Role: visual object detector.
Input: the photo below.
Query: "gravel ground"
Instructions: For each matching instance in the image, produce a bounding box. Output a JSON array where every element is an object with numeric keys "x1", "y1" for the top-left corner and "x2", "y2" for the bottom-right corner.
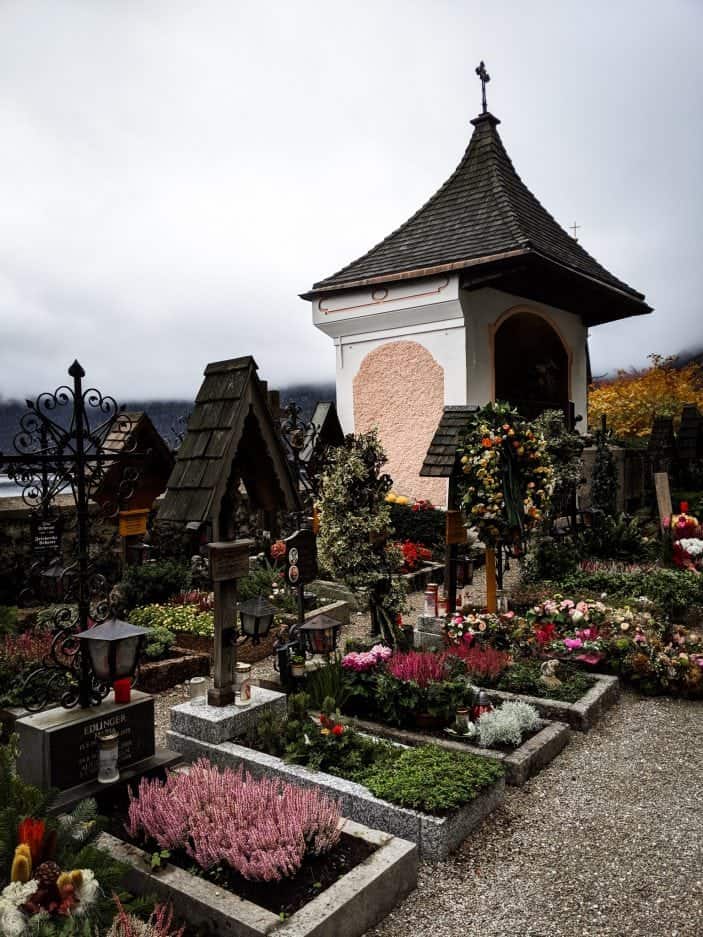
[
  {"x1": 155, "y1": 569, "x2": 703, "y2": 936},
  {"x1": 368, "y1": 691, "x2": 703, "y2": 937}
]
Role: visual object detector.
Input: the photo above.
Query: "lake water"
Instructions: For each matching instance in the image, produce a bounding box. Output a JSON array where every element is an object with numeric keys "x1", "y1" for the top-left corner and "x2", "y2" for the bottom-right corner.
[{"x1": 0, "y1": 475, "x2": 23, "y2": 498}]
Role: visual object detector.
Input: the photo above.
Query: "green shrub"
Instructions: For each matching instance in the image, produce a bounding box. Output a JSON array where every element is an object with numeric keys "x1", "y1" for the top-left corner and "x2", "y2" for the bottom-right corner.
[
  {"x1": 0, "y1": 606, "x2": 18, "y2": 636},
  {"x1": 388, "y1": 502, "x2": 446, "y2": 548},
  {"x1": 521, "y1": 532, "x2": 579, "y2": 582},
  {"x1": 143, "y1": 624, "x2": 176, "y2": 660},
  {"x1": 128, "y1": 603, "x2": 214, "y2": 636},
  {"x1": 578, "y1": 514, "x2": 655, "y2": 562},
  {"x1": 122, "y1": 560, "x2": 190, "y2": 610},
  {"x1": 360, "y1": 745, "x2": 503, "y2": 814},
  {"x1": 557, "y1": 567, "x2": 703, "y2": 618},
  {"x1": 303, "y1": 658, "x2": 353, "y2": 712}
]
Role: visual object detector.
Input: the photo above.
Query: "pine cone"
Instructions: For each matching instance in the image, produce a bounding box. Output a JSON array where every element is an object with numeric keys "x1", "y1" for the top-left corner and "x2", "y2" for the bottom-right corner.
[{"x1": 35, "y1": 861, "x2": 61, "y2": 890}]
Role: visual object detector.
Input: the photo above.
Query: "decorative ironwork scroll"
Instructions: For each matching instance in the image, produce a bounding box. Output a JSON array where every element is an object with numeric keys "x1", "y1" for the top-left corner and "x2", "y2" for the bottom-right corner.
[{"x1": 0, "y1": 360, "x2": 148, "y2": 709}]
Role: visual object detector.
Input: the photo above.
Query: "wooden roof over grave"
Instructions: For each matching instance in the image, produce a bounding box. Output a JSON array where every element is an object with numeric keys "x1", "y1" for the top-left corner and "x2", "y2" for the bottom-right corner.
[
  {"x1": 303, "y1": 112, "x2": 651, "y2": 327},
  {"x1": 159, "y1": 357, "x2": 300, "y2": 536},
  {"x1": 93, "y1": 411, "x2": 174, "y2": 513},
  {"x1": 299, "y1": 402, "x2": 345, "y2": 465},
  {"x1": 420, "y1": 406, "x2": 479, "y2": 478}
]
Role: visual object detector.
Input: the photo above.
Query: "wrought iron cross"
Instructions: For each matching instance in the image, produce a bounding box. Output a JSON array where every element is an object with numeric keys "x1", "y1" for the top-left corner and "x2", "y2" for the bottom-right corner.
[
  {"x1": 475, "y1": 60, "x2": 490, "y2": 114},
  {"x1": 0, "y1": 360, "x2": 148, "y2": 709},
  {"x1": 570, "y1": 221, "x2": 581, "y2": 240}
]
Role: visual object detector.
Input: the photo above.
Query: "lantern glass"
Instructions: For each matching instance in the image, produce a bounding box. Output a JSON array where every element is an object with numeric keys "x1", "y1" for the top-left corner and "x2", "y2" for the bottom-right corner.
[
  {"x1": 77, "y1": 618, "x2": 148, "y2": 685},
  {"x1": 300, "y1": 615, "x2": 341, "y2": 656},
  {"x1": 237, "y1": 597, "x2": 277, "y2": 644}
]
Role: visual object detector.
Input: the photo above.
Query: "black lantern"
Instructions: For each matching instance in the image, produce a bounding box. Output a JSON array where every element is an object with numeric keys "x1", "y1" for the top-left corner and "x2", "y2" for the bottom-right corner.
[
  {"x1": 77, "y1": 617, "x2": 148, "y2": 685},
  {"x1": 39, "y1": 558, "x2": 66, "y2": 602},
  {"x1": 237, "y1": 597, "x2": 277, "y2": 644},
  {"x1": 299, "y1": 614, "x2": 342, "y2": 657}
]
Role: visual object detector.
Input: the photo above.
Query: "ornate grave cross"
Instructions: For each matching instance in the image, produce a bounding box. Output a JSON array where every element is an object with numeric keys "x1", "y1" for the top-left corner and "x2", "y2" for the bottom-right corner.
[
  {"x1": 475, "y1": 60, "x2": 490, "y2": 114},
  {"x1": 279, "y1": 400, "x2": 321, "y2": 517},
  {"x1": 0, "y1": 360, "x2": 148, "y2": 709},
  {"x1": 570, "y1": 221, "x2": 581, "y2": 240}
]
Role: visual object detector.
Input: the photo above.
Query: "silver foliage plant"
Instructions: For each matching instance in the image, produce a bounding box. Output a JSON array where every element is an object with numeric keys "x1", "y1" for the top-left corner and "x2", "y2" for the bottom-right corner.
[{"x1": 477, "y1": 701, "x2": 540, "y2": 748}]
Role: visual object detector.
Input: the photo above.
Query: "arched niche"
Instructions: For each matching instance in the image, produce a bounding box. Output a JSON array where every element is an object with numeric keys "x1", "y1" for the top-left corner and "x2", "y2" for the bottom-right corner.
[
  {"x1": 353, "y1": 341, "x2": 446, "y2": 504},
  {"x1": 493, "y1": 310, "x2": 571, "y2": 419}
]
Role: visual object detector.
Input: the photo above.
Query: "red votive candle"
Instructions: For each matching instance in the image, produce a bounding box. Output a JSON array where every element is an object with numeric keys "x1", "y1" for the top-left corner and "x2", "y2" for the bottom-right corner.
[
  {"x1": 680, "y1": 501, "x2": 689, "y2": 513},
  {"x1": 113, "y1": 678, "x2": 131, "y2": 704}
]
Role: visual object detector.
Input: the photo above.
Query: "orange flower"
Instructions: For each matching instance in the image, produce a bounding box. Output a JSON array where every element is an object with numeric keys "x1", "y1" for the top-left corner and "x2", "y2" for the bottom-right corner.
[{"x1": 481, "y1": 437, "x2": 492, "y2": 448}]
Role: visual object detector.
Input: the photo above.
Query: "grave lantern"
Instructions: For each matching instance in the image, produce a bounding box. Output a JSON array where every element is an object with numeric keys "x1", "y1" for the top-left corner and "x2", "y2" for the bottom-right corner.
[
  {"x1": 299, "y1": 614, "x2": 342, "y2": 657},
  {"x1": 77, "y1": 618, "x2": 148, "y2": 686},
  {"x1": 237, "y1": 597, "x2": 277, "y2": 644},
  {"x1": 39, "y1": 558, "x2": 65, "y2": 602}
]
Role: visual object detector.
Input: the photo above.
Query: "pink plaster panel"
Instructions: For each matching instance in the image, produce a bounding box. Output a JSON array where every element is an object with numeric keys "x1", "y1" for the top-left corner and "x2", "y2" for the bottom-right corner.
[{"x1": 353, "y1": 341, "x2": 447, "y2": 506}]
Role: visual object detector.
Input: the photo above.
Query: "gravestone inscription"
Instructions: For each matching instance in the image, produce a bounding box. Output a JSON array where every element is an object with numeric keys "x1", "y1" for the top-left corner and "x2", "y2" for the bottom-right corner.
[{"x1": 16, "y1": 691, "x2": 155, "y2": 792}]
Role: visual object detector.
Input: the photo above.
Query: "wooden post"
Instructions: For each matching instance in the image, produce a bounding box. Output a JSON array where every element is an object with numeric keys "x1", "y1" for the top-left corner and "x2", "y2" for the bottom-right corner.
[
  {"x1": 207, "y1": 539, "x2": 253, "y2": 707},
  {"x1": 654, "y1": 472, "x2": 673, "y2": 532},
  {"x1": 445, "y1": 477, "x2": 459, "y2": 615},
  {"x1": 485, "y1": 548, "x2": 497, "y2": 612}
]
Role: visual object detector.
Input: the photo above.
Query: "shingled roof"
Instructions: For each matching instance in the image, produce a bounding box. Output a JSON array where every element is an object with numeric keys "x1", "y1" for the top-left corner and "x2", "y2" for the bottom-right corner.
[
  {"x1": 303, "y1": 112, "x2": 650, "y2": 324},
  {"x1": 420, "y1": 406, "x2": 479, "y2": 478},
  {"x1": 159, "y1": 357, "x2": 300, "y2": 535}
]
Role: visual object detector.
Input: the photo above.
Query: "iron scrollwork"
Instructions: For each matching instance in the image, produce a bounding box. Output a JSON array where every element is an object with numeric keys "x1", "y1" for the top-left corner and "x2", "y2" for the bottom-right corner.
[{"x1": 0, "y1": 360, "x2": 149, "y2": 710}]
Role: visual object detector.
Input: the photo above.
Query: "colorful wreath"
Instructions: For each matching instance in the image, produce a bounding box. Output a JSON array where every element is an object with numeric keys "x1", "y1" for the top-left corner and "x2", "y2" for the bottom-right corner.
[{"x1": 458, "y1": 402, "x2": 553, "y2": 547}]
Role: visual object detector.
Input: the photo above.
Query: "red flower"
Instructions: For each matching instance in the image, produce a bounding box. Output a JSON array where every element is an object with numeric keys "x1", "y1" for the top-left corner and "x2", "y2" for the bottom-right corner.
[
  {"x1": 534, "y1": 622, "x2": 557, "y2": 646},
  {"x1": 332, "y1": 724, "x2": 344, "y2": 736},
  {"x1": 18, "y1": 817, "x2": 46, "y2": 864}
]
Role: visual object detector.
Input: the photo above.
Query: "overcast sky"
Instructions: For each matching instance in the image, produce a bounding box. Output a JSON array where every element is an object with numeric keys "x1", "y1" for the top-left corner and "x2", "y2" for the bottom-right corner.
[{"x1": 0, "y1": 0, "x2": 701, "y2": 401}]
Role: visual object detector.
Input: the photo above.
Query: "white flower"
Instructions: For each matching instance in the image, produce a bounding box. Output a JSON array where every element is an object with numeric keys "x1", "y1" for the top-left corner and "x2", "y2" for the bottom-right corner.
[
  {"x1": 74, "y1": 869, "x2": 99, "y2": 914},
  {"x1": 0, "y1": 881, "x2": 36, "y2": 937}
]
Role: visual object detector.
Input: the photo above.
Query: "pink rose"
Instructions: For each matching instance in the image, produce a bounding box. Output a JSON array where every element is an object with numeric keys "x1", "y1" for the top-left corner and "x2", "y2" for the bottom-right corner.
[
  {"x1": 564, "y1": 637, "x2": 583, "y2": 650},
  {"x1": 560, "y1": 599, "x2": 575, "y2": 611}
]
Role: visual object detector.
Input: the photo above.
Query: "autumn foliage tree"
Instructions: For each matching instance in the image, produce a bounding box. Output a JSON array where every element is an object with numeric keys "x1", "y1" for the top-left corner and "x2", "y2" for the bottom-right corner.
[{"x1": 589, "y1": 355, "x2": 703, "y2": 438}]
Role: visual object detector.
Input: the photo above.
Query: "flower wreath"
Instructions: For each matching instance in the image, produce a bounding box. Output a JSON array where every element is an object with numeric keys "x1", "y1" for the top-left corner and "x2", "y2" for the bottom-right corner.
[{"x1": 458, "y1": 402, "x2": 553, "y2": 547}]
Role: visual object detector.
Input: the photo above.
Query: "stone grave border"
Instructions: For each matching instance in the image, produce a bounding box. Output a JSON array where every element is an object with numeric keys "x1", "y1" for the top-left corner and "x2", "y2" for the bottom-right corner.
[
  {"x1": 166, "y1": 729, "x2": 505, "y2": 861},
  {"x1": 97, "y1": 817, "x2": 418, "y2": 937},
  {"x1": 347, "y1": 715, "x2": 570, "y2": 787},
  {"x1": 485, "y1": 673, "x2": 620, "y2": 732}
]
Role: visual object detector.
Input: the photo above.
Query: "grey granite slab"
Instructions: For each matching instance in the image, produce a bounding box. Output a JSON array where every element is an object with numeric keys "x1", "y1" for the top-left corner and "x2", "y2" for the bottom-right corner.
[{"x1": 169, "y1": 685, "x2": 287, "y2": 744}]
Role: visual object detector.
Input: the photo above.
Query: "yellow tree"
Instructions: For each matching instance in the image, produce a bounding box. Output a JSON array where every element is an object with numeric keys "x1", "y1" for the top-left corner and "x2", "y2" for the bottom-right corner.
[{"x1": 589, "y1": 355, "x2": 703, "y2": 438}]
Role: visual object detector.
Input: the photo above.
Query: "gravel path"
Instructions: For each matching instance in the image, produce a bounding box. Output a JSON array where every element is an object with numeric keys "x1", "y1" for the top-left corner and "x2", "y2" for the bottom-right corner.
[{"x1": 368, "y1": 691, "x2": 703, "y2": 937}]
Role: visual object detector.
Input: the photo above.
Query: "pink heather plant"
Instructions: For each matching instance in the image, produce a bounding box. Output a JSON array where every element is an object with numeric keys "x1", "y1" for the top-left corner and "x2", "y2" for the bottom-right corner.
[
  {"x1": 126, "y1": 759, "x2": 341, "y2": 882},
  {"x1": 342, "y1": 644, "x2": 392, "y2": 672},
  {"x1": 387, "y1": 650, "x2": 448, "y2": 688}
]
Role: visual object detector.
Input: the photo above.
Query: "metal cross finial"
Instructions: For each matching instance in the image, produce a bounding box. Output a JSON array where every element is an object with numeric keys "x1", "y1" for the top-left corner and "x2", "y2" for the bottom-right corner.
[
  {"x1": 570, "y1": 221, "x2": 581, "y2": 241},
  {"x1": 475, "y1": 60, "x2": 490, "y2": 114}
]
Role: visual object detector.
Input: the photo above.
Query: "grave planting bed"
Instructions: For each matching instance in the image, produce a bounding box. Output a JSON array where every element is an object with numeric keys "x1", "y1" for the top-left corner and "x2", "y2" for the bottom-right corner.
[
  {"x1": 485, "y1": 673, "x2": 620, "y2": 731},
  {"x1": 137, "y1": 647, "x2": 210, "y2": 693},
  {"x1": 166, "y1": 730, "x2": 505, "y2": 861},
  {"x1": 97, "y1": 818, "x2": 418, "y2": 937},
  {"x1": 348, "y1": 715, "x2": 570, "y2": 786}
]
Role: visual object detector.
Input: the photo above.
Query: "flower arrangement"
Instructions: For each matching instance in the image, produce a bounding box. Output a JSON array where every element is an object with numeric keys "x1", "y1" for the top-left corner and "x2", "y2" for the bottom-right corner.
[
  {"x1": 128, "y1": 603, "x2": 214, "y2": 637},
  {"x1": 0, "y1": 808, "x2": 101, "y2": 936},
  {"x1": 397, "y1": 540, "x2": 433, "y2": 572},
  {"x1": 442, "y1": 610, "x2": 516, "y2": 647},
  {"x1": 458, "y1": 402, "x2": 553, "y2": 547},
  {"x1": 341, "y1": 644, "x2": 392, "y2": 673},
  {"x1": 126, "y1": 759, "x2": 341, "y2": 882}
]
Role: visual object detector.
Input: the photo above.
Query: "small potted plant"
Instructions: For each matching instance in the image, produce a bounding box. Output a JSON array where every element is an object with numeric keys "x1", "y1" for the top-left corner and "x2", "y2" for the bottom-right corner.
[{"x1": 290, "y1": 653, "x2": 306, "y2": 678}]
